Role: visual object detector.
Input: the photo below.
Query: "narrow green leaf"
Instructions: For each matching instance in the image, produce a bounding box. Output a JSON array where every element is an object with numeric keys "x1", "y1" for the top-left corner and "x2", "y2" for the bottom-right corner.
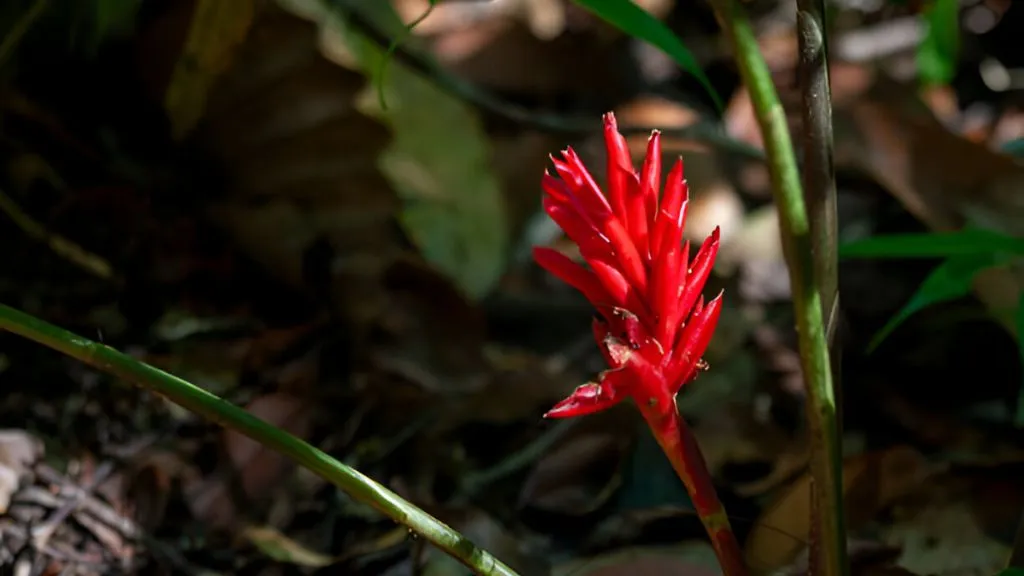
[
  {"x1": 917, "y1": 0, "x2": 960, "y2": 86},
  {"x1": 996, "y1": 569, "x2": 1024, "y2": 576},
  {"x1": 840, "y1": 229, "x2": 1024, "y2": 260},
  {"x1": 571, "y1": 0, "x2": 723, "y2": 111},
  {"x1": 868, "y1": 253, "x2": 1008, "y2": 352}
]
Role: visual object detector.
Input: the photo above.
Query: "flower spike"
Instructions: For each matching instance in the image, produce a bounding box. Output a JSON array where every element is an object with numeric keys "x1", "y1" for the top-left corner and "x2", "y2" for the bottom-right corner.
[{"x1": 533, "y1": 113, "x2": 747, "y2": 576}]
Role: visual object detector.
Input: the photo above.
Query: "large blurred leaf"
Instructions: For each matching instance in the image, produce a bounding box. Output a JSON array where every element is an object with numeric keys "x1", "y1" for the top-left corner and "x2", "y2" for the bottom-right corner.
[
  {"x1": 868, "y1": 252, "x2": 1013, "y2": 352},
  {"x1": 571, "y1": 0, "x2": 723, "y2": 111},
  {"x1": 322, "y1": 1, "x2": 508, "y2": 300},
  {"x1": 839, "y1": 229, "x2": 1024, "y2": 260},
  {"x1": 917, "y1": 0, "x2": 959, "y2": 86}
]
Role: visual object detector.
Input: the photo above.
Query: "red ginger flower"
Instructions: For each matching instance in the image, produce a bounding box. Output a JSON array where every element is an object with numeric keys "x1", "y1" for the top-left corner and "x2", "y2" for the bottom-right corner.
[{"x1": 533, "y1": 113, "x2": 723, "y2": 419}]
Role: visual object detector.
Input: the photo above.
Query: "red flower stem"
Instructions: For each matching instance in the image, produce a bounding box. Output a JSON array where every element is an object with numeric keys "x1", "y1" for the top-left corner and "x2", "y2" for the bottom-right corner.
[{"x1": 639, "y1": 404, "x2": 748, "y2": 576}]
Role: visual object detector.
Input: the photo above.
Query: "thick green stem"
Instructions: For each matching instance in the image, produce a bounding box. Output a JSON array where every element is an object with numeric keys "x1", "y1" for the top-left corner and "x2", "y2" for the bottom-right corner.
[
  {"x1": 708, "y1": 1, "x2": 847, "y2": 575},
  {"x1": 0, "y1": 303, "x2": 519, "y2": 576},
  {"x1": 639, "y1": 403, "x2": 747, "y2": 576},
  {"x1": 795, "y1": 1, "x2": 844, "y2": 574}
]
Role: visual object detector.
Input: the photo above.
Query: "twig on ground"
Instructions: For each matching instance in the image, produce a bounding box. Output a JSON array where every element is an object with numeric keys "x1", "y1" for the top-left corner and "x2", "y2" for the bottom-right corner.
[{"x1": 0, "y1": 303, "x2": 521, "y2": 576}]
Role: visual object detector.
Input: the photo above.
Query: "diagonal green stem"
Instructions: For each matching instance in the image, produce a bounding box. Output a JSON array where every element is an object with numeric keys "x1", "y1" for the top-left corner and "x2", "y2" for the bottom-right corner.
[
  {"x1": 708, "y1": 1, "x2": 847, "y2": 575},
  {"x1": 0, "y1": 303, "x2": 519, "y2": 576}
]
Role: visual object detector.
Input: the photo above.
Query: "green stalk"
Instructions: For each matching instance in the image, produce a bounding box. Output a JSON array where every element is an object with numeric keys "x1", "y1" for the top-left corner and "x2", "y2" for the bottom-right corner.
[
  {"x1": 0, "y1": 303, "x2": 519, "y2": 576},
  {"x1": 795, "y1": 0, "x2": 844, "y2": 573},
  {"x1": 707, "y1": 1, "x2": 848, "y2": 575}
]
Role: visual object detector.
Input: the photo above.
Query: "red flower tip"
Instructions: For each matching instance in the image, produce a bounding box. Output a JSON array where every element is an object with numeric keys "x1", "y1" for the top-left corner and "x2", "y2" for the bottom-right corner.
[
  {"x1": 536, "y1": 114, "x2": 723, "y2": 419},
  {"x1": 543, "y1": 381, "x2": 622, "y2": 419}
]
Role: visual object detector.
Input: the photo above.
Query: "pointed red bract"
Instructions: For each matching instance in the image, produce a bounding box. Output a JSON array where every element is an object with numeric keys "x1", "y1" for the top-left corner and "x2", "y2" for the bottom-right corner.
[
  {"x1": 640, "y1": 131, "x2": 662, "y2": 236},
  {"x1": 535, "y1": 112, "x2": 723, "y2": 419}
]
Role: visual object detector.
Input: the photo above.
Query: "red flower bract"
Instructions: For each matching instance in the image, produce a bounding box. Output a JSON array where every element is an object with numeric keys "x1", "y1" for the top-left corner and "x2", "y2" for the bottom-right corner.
[{"x1": 533, "y1": 112, "x2": 723, "y2": 419}]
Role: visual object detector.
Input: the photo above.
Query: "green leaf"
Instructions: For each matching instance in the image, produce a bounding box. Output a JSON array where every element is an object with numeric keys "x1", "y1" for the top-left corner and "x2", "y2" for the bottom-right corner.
[
  {"x1": 995, "y1": 569, "x2": 1024, "y2": 576},
  {"x1": 1015, "y1": 293, "x2": 1024, "y2": 427},
  {"x1": 868, "y1": 253, "x2": 1009, "y2": 352},
  {"x1": 916, "y1": 0, "x2": 960, "y2": 86},
  {"x1": 571, "y1": 0, "x2": 723, "y2": 111},
  {"x1": 333, "y1": 3, "x2": 509, "y2": 300},
  {"x1": 839, "y1": 229, "x2": 1024, "y2": 260}
]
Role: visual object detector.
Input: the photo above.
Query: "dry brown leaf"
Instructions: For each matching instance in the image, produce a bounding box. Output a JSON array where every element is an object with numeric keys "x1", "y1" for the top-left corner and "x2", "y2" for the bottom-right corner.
[
  {"x1": 186, "y1": 392, "x2": 314, "y2": 530},
  {"x1": 554, "y1": 543, "x2": 721, "y2": 576},
  {"x1": 834, "y1": 76, "x2": 1024, "y2": 335},
  {"x1": 0, "y1": 430, "x2": 43, "y2": 513},
  {"x1": 519, "y1": 408, "x2": 636, "y2": 515},
  {"x1": 416, "y1": 2, "x2": 623, "y2": 96},
  {"x1": 877, "y1": 392, "x2": 1024, "y2": 466},
  {"x1": 121, "y1": 449, "x2": 201, "y2": 533},
  {"x1": 419, "y1": 507, "x2": 549, "y2": 576},
  {"x1": 745, "y1": 446, "x2": 936, "y2": 573},
  {"x1": 138, "y1": 0, "x2": 255, "y2": 140},
  {"x1": 187, "y1": 1, "x2": 403, "y2": 329},
  {"x1": 882, "y1": 473, "x2": 1012, "y2": 576},
  {"x1": 367, "y1": 258, "x2": 489, "y2": 396},
  {"x1": 689, "y1": 405, "x2": 806, "y2": 497},
  {"x1": 243, "y1": 525, "x2": 335, "y2": 567},
  {"x1": 224, "y1": 392, "x2": 314, "y2": 499}
]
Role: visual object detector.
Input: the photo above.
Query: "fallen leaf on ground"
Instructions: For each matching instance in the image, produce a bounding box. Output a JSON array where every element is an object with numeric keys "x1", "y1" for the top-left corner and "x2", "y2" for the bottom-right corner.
[
  {"x1": 746, "y1": 445, "x2": 936, "y2": 572},
  {"x1": 368, "y1": 258, "x2": 489, "y2": 395},
  {"x1": 420, "y1": 507, "x2": 549, "y2": 576},
  {"x1": 884, "y1": 479, "x2": 1010, "y2": 576},
  {"x1": 224, "y1": 392, "x2": 314, "y2": 499},
  {"x1": 145, "y1": 0, "x2": 255, "y2": 140},
  {"x1": 120, "y1": 449, "x2": 200, "y2": 533},
  {"x1": 242, "y1": 525, "x2": 335, "y2": 567},
  {"x1": 553, "y1": 543, "x2": 720, "y2": 576},
  {"x1": 519, "y1": 407, "x2": 636, "y2": 515},
  {"x1": 187, "y1": 391, "x2": 316, "y2": 530},
  {"x1": 193, "y1": 0, "x2": 404, "y2": 329},
  {"x1": 689, "y1": 403, "x2": 805, "y2": 495},
  {"x1": 0, "y1": 430, "x2": 43, "y2": 513}
]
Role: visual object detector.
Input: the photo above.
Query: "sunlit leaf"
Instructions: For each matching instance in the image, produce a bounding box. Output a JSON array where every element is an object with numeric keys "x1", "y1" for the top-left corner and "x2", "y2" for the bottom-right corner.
[
  {"x1": 162, "y1": 0, "x2": 255, "y2": 140},
  {"x1": 329, "y1": 2, "x2": 509, "y2": 299},
  {"x1": 916, "y1": 0, "x2": 960, "y2": 86},
  {"x1": 839, "y1": 229, "x2": 1024, "y2": 260},
  {"x1": 868, "y1": 253, "x2": 1012, "y2": 352},
  {"x1": 571, "y1": 0, "x2": 723, "y2": 111}
]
